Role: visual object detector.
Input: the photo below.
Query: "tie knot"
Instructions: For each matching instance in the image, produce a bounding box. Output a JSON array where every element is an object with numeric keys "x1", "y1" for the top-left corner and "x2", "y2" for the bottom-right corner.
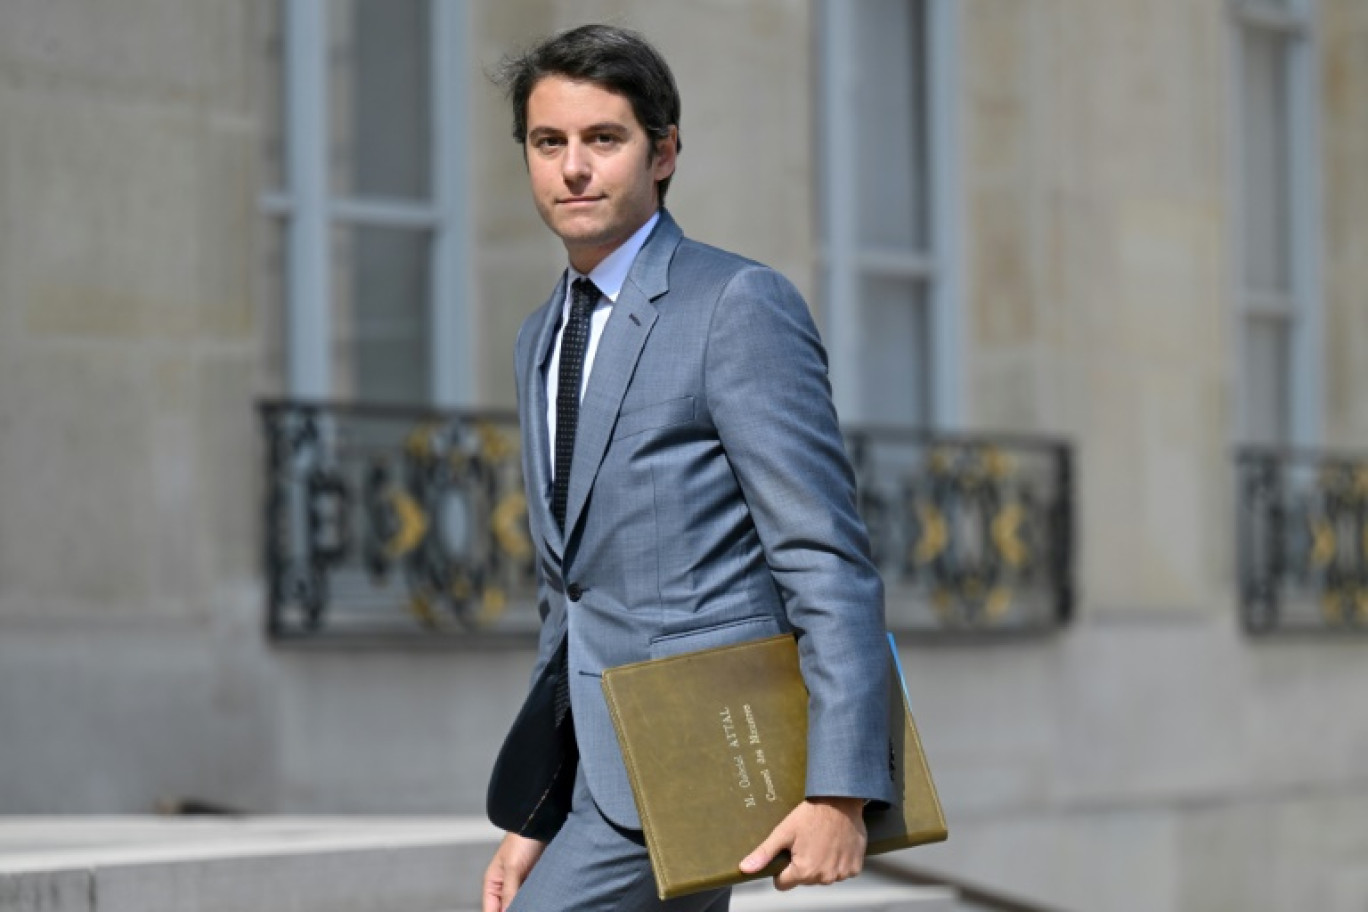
[{"x1": 571, "y1": 278, "x2": 599, "y2": 314}]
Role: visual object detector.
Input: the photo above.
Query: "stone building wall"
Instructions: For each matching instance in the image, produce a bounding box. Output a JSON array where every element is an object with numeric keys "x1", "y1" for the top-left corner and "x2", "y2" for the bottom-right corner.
[
  {"x1": 964, "y1": 0, "x2": 1231, "y2": 616},
  {"x1": 0, "y1": 1, "x2": 276, "y2": 810}
]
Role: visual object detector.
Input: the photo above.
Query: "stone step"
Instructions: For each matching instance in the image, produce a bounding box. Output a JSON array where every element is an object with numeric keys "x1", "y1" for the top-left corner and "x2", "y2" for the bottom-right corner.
[
  {"x1": 440, "y1": 878, "x2": 960, "y2": 912},
  {"x1": 0, "y1": 817, "x2": 960, "y2": 912},
  {"x1": 730, "y1": 875, "x2": 959, "y2": 912}
]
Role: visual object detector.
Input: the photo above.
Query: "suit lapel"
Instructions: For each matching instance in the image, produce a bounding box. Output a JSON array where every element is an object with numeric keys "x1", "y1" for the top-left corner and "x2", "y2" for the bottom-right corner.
[
  {"x1": 525, "y1": 274, "x2": 567, "y2": 560},
  {"x1": 562, "y1": 212, "x2": 681, "y2": 540},
  {"x1": 562, "y1": 291, "x2": 657, "y2": 538}
]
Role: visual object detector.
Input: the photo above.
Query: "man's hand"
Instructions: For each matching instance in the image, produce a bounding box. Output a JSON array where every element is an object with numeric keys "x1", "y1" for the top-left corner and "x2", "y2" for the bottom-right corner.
[
  {"x1": 482, "y1": 832, "x2": 547, "y2": 912},
  {"x1": 738, "y1": 796, "x2": 867, "y2": 890}
]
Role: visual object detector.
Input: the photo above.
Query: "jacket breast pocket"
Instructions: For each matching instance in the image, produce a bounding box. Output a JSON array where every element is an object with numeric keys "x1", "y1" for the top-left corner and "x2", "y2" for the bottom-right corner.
[
  {"x1": 612, "y1": 396, "x2": 695, "y2": 441},
  {"x1": 648, "y1": 615, "x2": 784, "y2": 660}
]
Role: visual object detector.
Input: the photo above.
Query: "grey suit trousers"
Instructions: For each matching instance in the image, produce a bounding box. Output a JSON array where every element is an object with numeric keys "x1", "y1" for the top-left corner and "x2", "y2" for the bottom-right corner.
[{"x1": 508, "y1": 764, "x2": 731, "y2": 912}]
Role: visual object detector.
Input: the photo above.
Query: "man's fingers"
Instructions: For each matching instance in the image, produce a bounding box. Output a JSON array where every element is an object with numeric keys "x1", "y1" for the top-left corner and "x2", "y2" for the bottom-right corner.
[
  {"x1": 483, "y1": 833, "x2": 545, "y2": 912},
  {"x1": 750, "y1": 798, "x2": 869, "y2": 890},
  {"x1": 771, "y1": 853, "x2": 859, "y2": 891},
  {"x1": 739, "y1": 821, "x2": 793, "y2": 874},
  {"x1": 481, "y1": 863, "x2": 504, "y2": 912},
  {"x1": 480, "y1": 866, "x2": 521, "y2": 912},
  {"x1": 773, "y1": 861, "x2": 806, "y2": 891}
]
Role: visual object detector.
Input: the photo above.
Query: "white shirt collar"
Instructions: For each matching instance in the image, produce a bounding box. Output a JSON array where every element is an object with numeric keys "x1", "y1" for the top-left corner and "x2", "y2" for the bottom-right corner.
[{"x1": 567, "y1": 210, "x2": 660, "y2": 303}]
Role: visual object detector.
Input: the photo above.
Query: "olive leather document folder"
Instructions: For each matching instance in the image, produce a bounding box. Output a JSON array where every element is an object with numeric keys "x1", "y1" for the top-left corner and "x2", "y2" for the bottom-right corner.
[{"x1": 601, "y1": 633, "x2": 947, "y2": 900}]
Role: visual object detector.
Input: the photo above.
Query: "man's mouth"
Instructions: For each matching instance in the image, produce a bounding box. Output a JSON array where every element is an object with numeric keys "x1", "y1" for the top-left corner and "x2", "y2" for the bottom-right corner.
[{"x1": 560, "y1": 196, "x2": 604, "y2": 205}]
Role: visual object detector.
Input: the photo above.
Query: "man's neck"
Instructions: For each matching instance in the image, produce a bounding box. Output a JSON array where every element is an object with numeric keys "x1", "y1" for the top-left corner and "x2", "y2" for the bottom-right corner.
[
  {"x1": 566, "y1": 210, "x2": 662, "y2": 300},
  {"x1": 568, "y1": 246, "x2": 611, "y2": 275},
  {"x1": 566, "y1": 209, "x2": 661, "y2": 276}
]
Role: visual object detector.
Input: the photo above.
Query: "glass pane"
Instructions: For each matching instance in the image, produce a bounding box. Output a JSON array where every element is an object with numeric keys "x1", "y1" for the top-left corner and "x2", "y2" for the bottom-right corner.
[
  {"x1": 854, "y1": 0, "x2": 930, "y2": 251},
  {"x1": 329, "y1": 0, "x2": 432, "y2": 199},
  {"x1": 1241, "y1": 27, "x2": 1291, "y2": 294},
  {"x1": 331, "y1": 226, "x2": 432, "y2": 403},
  {"x1": 263, "y1": 0, "x2": 286, "y2": 192},
  {"x1": 859, "y1": 277, "x2": 931, "y2": 426},
  {"x1": 1245, "y1": 316, "x2": 1290, "y2": 445}
]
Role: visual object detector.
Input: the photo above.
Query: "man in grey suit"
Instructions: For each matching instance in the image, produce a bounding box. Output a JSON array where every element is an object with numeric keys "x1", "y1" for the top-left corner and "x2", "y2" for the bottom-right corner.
[{"x1": 482, "y1": 24, "x2": 894, "y2": 912}]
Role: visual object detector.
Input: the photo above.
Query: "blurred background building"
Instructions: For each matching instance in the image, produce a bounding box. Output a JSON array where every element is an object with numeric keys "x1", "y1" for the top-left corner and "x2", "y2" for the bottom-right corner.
[{"x1": 1, "y1": 1, "x2": 1367, "y2": 910}]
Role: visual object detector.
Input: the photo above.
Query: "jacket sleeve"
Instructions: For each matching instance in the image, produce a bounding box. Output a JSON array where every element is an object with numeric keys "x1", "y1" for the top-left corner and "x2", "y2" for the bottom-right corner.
[{"x1": 702, "y1": 265, "x2": 895, "y2": 805}]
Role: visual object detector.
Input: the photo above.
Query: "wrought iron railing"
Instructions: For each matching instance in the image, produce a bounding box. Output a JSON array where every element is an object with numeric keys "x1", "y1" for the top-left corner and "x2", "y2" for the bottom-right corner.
[
  {"x1": 260, "y1": 400, "x2": 536, "y2": 639},
  {"x1": 1238, "y1": 447, "x2": 1368, "y2": 634},
  {"x1": 847, "y1": 427, "x2": 1073, "y2": 635},
  {"x1": 260, "y1": 400, "x2": 1074, "y2": 640}
]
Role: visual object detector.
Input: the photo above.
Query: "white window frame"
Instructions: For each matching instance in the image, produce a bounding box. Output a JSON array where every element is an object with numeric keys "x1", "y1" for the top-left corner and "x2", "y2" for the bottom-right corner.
[
  {"x1": 819, "y1": 0, "x2": 964, "y2": 428},
  {"x1": 1230, "y1": 0, "x2": 1324, "y2": 446},
  {"x1": 262, "y1": 0, "x2": 474, "y2": 407}
]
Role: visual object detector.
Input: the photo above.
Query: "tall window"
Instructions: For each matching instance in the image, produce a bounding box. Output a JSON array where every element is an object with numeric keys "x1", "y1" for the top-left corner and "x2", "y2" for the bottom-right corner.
[
  {"x1": 819, "y1": 0, "x2": 962, "y2": 427},
  {"x1": 263, "y1": 0, "x2": 473, "y2": 406},
  {"x1": 1232, "y1": 0, "x2": 1322, "y2": 445}
]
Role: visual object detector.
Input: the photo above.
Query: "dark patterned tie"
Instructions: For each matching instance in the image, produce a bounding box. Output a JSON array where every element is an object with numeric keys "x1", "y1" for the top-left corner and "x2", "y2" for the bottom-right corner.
[{"x1": 552, "y1": 277, "x2": 598, "y2": 531}]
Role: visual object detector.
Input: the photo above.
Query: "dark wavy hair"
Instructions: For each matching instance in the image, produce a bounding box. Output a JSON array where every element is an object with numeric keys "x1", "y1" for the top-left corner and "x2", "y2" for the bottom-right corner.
[{"x1": 493, "y1": 24, "x2": 682, "y2": 203}]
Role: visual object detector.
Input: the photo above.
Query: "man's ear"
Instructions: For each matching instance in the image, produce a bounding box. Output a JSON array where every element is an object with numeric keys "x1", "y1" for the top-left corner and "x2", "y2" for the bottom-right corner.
[{"x1": 652, "y1": 126, "x2": 679, "y2": 180}]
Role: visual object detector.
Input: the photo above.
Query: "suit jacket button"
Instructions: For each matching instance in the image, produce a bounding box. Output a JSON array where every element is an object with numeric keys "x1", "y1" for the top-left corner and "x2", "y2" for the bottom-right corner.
[{"x1": 567, "y1": 583, "x2": 583, "y2": 601}]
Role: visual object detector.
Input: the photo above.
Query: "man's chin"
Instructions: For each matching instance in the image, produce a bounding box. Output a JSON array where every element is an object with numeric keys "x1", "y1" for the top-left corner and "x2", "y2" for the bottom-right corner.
[
  {"x1": 554, "y1": 224, "x2": 617, "y2": 251},
  {"x1": 551, "y1": 212, "x2": 607, "y2": 236}
]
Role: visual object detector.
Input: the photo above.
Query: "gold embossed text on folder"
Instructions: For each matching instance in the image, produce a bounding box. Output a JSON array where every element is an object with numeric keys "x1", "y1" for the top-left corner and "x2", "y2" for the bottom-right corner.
[{"x1": 601, "y1": 634, "x2": 947, "y2": 900}]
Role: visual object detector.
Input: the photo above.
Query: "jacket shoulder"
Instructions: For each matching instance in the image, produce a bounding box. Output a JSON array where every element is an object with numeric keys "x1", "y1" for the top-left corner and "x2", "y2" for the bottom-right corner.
[
  {"x1": 671, "y1": 236, "x2": 766, "y2": 279},
  {"x1": 669, "y1": 236, "x2": 809, "y2": 318}
]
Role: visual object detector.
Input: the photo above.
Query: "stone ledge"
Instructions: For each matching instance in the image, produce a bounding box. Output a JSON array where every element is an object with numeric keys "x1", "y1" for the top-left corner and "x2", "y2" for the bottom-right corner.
[
  {"x1": 0, "y1": 817, "x2": 958, "y2": 912},
  {"x1": 0, "y1": 816, "x2": 500, "y2": 912}
]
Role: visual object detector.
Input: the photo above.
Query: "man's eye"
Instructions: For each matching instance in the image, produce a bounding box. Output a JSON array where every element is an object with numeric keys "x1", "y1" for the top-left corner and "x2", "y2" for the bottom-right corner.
[
  {"x1": 592, "y1": 133, "x2": 620, "y2": 146},
  {"x1": 534, "y1": 136, "x2": 563, "y2": 151}
]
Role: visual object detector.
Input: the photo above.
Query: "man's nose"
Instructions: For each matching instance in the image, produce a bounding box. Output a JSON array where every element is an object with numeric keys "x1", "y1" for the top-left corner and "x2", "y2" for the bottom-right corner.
[{"x1": 562, "y1": 140, "x2": 591, "y2": 182}]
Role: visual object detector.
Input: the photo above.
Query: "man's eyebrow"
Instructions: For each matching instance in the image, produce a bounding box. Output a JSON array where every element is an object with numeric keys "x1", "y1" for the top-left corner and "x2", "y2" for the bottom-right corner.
[
  {"x1": 525, "y1": 126, "x2": 563, "y2": 142},
  {"x1": 526, "y1": 122, "x2": 630, "y2": 142}
]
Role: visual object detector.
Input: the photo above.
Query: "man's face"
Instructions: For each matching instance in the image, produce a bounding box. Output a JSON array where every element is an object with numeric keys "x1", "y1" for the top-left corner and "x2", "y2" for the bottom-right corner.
[{"x1": 524, "y1": 75, "x2": 677, "y2": 274}]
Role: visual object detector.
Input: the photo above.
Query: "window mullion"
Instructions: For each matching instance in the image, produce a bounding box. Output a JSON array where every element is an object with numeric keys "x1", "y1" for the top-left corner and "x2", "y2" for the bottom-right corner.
[
  {"x1": 854, "y1": 248, "x2": 936, "y2": 280},
  {"x1": 926, "y1": 0, "x2": 963, "y2": 428},
  {"x1": 430, "y1": 0, "x2": 474, "y2": 407},
  {"x1": 1285, "y1": 0, "x2": 1322, "y2": 446},
  {"x1": 1232, "y1": 0, "x2": 1321, "y2": 447},
  {"x1": 329, "y1": 196, "x2": 439, "y2": 229},
  {"x1": 820, "y1": 0, "x2": 861, "y2": 421},
  {"x1": 285, "y1": 0, "x2": 330, "y2": 398}
]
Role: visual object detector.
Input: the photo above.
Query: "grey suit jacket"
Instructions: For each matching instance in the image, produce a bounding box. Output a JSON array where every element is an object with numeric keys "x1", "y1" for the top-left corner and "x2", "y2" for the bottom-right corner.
[{"x1": 493, "y1": 210, "x2": 895, "y2": 831}]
